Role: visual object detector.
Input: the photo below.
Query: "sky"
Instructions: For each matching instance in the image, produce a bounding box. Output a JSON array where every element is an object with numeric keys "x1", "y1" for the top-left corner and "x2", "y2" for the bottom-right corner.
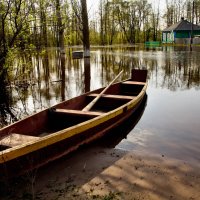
[
  {"x1": 87, "y1": 0, "x2": 167, "y2": 29},
  {"x1": 87, "y1": 0, "x2": 100, "y2": 18},
  {"x1": 87, "y1": 0, "x2": 167, "y2": 15}
]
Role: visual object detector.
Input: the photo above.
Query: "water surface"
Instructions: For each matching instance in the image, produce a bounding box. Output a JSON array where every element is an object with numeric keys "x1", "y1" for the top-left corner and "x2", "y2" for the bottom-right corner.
[{"x1": 1, "y1": 45, "x2": 200, "y2": 164}]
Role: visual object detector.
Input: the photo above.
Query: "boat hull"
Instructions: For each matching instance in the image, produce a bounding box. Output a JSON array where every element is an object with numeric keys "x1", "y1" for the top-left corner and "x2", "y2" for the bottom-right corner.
[{"x1": 1, "y1": 99, "x2": 144, "y2": 178}]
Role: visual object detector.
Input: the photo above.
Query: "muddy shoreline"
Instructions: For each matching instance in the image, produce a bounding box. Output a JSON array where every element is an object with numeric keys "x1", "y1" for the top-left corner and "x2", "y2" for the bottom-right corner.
[{"x1": 2, "y1": 142, "x2": 200, "y2": 200}]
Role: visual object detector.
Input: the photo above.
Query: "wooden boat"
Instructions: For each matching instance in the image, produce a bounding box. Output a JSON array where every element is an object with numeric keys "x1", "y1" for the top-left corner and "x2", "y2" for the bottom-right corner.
[{"x1": 0, "y1": 69, "x2": 147, "y2": 179}]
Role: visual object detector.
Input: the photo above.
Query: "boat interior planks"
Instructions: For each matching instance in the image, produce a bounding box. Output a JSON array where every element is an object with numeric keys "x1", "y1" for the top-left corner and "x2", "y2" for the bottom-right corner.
[
  {"x1": 87, "y1": 93, "x2": 135, "y2": 100},
  {"x1": 54, "y1": 109, "x2": 103, "y2": 116},
  {"x1": 122, "y1": 81, "x2": 146, "y2": 85},
  {"x1": 120, "y1": 81, "x2": 145, "y2": 96}
]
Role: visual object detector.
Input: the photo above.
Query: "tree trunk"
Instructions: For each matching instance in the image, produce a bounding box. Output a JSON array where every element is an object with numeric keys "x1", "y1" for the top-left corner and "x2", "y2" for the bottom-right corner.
[
  {"x1": 80, "y1": 0, "x2": 90, "y2": 57},
  {"x1": 56, "y1": 0, "x2": 65, "y2": 52},
  {"x1": 99, "y1": 0, "x2": 104, "y2": 45}
]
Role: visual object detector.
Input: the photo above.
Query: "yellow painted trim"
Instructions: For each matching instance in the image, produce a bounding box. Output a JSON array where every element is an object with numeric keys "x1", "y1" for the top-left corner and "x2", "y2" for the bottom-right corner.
[{"x1": 0, "y1": 83, "x2": 147, "y2": 163}]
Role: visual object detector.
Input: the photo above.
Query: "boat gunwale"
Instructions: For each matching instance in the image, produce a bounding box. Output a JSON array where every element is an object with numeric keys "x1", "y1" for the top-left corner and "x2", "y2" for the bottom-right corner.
[{"x1": 0, "y1": 82, "x2": 147, "y2": 163}]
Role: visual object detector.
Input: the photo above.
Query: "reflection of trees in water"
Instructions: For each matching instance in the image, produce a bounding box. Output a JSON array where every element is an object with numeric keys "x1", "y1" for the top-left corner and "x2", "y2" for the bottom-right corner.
[
  {"x1": 1, "y1": 46, "x2": 200, "y2": 127},
  {"x1": 0, "y1": 49, "x2": 92, "y2": 127},
  {"x1": 100, "y1": 48, "x2": 149, "y2": 83},
  {"x1": 0, "y1": 85, "x2": 18, "y2": 127},
  {"x1": 100, "y1": 47, "x2": 200, "y2": 91},
  {"x1": 100, "y1": 49, "x2": 131, "y2": 84},
  {"x1": 161, "y1": 50, "x2": 200, "y2": 90},
  {"x1": 0, "y1": 56, "x2": 18, "y2": 127},
  {"x1": 0, "y1": 50, "x2": 68, "y2": 127}
]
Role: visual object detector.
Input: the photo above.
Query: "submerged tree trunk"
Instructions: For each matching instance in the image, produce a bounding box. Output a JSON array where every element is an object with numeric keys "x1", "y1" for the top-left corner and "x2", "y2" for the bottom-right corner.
[
  {"x1": 84, "y1": 57, "x2": 90, "y2": 92},
  {"x1": 80, "y1": 0, "x2": 90, "y2": 57}
]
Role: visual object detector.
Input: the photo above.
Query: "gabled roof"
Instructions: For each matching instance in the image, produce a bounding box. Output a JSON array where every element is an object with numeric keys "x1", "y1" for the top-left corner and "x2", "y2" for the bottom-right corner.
[{"x1": 163, "y1": 19, "x2": 200, "y2": 32}]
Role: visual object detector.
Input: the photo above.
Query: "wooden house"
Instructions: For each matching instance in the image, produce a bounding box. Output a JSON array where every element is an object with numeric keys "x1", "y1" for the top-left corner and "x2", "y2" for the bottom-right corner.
[{"x1": 162, "y1": 17, "x2": 200, "y2": 44}]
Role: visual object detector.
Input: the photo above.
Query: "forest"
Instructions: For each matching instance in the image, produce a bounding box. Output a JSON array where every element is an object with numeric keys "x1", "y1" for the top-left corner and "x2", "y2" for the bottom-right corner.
[{"x1": 1, "y1": 0, "x2": 200, "y2": 49}]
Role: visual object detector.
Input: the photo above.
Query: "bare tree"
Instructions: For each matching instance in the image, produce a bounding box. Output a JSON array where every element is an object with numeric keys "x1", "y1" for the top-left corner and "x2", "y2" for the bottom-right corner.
[
  {"x1": 55, "y1": 0, "x2": 65, "y2": 52},
  {"x1": 71, "y1": 0, "x2": 90, "y2": 56}
]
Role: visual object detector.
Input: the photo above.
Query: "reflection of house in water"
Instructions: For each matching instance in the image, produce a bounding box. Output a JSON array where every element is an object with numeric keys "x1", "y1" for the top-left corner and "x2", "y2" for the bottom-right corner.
[{"x1": 162, "y1": 17, "x2": 200, "y2": 44}]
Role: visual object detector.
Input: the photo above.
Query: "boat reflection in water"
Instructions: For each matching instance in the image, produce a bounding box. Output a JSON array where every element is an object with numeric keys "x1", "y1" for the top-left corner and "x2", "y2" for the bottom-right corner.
[{"x1": 97, "y1": 94, "x2": 147, "y2": 148}]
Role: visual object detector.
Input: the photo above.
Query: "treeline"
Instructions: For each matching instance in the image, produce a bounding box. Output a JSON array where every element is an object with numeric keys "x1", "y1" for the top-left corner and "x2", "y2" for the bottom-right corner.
[
  {"x1": 1, "y1": 0, "x2": 200, "y2": 53},
  {"x1": 164, "y1": 0, "x2": 200, "y2": 27},
  {"x1": 94, "y1": 0, "x2": 160, "y2": 44},
  {"x1": 0, "y1": 0, "x2": 160, "y2": 51}
]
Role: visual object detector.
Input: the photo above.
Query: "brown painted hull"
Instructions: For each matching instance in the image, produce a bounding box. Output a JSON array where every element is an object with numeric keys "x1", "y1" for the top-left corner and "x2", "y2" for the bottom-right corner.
[{"x1": 0, "y1": 69, "x2": 148, "y2": 179}]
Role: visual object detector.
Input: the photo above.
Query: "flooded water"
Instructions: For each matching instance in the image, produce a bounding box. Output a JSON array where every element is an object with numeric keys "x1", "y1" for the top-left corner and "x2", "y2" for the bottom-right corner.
[{"x1": 1, "y1": 45, "x2": 200, "y2": 164}]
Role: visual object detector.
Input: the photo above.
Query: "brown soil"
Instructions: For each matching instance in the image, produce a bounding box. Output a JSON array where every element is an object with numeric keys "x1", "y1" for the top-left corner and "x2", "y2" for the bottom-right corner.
[{"x1": 4, "y1": 144, "x2": 200, "y2": 200}]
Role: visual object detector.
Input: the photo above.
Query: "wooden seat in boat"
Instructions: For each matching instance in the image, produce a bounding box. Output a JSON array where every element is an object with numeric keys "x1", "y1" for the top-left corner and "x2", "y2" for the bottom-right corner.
[
  {"x1": 122, "y1": 81, "x2": 146, "y2": 85},
  {"x1": 87, "y1": 93, "x2": 135, "y2": 100},
  {"x1": 0, "y1": 133, "x2": 39, "y2": 147},
  {"x1": 54, "y1": 109, "x2": 103, "y2": 117}
]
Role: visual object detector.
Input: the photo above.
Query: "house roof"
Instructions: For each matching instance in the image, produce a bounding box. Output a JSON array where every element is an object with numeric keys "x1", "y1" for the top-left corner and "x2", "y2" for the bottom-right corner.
[{"x1": 163, "y1": 19, "x2": 200, "y2": 32}]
